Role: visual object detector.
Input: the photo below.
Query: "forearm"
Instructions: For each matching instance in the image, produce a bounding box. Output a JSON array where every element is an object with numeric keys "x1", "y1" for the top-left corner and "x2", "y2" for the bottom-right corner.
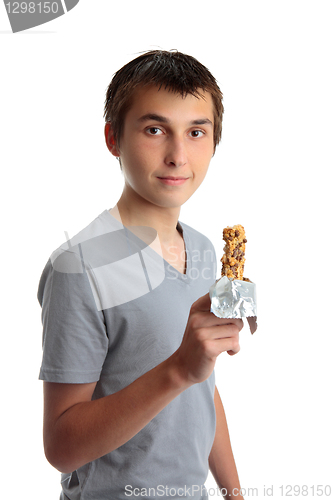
[
  {"x1": 46, "y1": 353, "x2": 190, "y2": 473},
  {"x1": 209, "y1": 387, "x2": 243, "y2": 500}
]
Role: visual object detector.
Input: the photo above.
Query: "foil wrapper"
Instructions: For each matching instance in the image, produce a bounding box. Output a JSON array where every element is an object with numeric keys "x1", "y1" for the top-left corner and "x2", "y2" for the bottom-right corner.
[{"x1": 209, "y1": 276, "x2": 257, "y2": 334}]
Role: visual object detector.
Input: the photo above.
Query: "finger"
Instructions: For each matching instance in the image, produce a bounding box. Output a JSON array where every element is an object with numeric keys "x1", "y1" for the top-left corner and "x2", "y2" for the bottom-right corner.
[
  {"x1": 213, "y1": 324, "x2": 240, "y2": 342},
  {"x1": 219, "y1": 334, "x2": 240, "y2": 355},
  {"x1": 197, "y1": 325, "x2": 240, "y2": 353},
  {"x1": 227, "y1": 346, "x2": 241, "y2": 356},
  {"x1": 206, "y1": 335, "x2": 240, "y2": 357},
  {"x1": 192, "y1": 311, "x2": 244, "y2": 331},
  {"x1": 190, "y1": 292, "x2": 212, "y2": 313},
  {"x1": 211, "y1": 317, "x2": 244, "y2": 331}
]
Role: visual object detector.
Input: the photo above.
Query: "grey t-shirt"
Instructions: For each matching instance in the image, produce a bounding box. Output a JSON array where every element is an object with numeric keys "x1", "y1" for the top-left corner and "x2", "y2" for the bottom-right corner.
[{"x1": 38, "y1": 210, "x2": 217, "y2": 500}]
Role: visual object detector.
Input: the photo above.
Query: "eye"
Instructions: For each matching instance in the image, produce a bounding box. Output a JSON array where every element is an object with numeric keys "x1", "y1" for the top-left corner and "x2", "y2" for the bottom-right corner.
[
  {"x1": 146, "y1": 127, "x2": 163, "y2": 136},
  {"x1": 190, "y1": 129, "x2": 204, "y2": 138}
]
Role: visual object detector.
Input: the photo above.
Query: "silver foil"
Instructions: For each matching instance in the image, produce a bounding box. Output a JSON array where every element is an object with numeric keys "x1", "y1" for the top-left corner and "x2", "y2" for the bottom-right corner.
[{"x1": 209, "y1": 276, "x2": 257, "y2": 334}]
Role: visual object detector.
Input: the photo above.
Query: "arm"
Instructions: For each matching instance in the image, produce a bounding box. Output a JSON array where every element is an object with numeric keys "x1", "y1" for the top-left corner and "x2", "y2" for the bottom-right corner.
[
  {"x1": 209, "y1": 386, "x2": 244, "y2": 500},
  {"x1": 43, "y1": 355, "x2": 188, "y2": 473},
  {"x1": 43, "y1": 293, "x2": 243, "y2": 473}
]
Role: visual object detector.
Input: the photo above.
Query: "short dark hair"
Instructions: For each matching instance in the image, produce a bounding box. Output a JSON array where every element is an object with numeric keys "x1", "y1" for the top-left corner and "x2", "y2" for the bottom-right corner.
[{"x1": 104, "y1": 50, "x2": 224, "y2": 152}]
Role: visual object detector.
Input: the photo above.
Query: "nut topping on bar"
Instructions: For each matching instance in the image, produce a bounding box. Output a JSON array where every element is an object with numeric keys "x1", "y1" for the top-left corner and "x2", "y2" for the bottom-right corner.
[{"x1": 221, "y1": 224, "x2": 248, "y2": 281}]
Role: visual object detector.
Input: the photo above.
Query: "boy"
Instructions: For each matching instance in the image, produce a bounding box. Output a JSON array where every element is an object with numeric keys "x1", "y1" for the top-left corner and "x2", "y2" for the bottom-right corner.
[{"x1": 38, "y1": 50, "x2": 244, "y2": 500}]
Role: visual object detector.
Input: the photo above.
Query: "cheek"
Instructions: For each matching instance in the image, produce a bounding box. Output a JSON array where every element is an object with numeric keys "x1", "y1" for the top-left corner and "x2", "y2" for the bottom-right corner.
[
  {"x1": 120, "y1": 148, "x2": 154, "y2": 187},
  {"x1": 195, "y1": 167, "x2": 209, "y2": 186},
  {"x1": 195, "y1": 154, "x2": 211, "y2": 180},
  {"x1": 121, "y1": 136, "x2": 154, "y2": 166}
]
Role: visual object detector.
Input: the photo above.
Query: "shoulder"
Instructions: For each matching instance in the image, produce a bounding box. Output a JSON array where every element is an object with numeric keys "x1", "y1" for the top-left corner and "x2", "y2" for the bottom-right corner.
[
  {"x1": 38, "y1": 210, "x2": 117, "y2": 304},
  {"x1": 41, "y1": 210, "x2": 121, "y2": 274}
]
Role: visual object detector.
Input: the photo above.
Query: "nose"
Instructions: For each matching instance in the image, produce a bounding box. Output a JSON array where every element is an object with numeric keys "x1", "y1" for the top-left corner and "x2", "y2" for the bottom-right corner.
[{"x1": 164, "y1": 136, "x2": 187, "y2": 167}]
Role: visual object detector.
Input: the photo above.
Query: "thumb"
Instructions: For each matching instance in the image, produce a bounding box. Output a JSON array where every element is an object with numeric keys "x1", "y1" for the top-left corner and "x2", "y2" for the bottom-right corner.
[{"x1": 191, "y1": 292, "x2": 212, "y2": 313}]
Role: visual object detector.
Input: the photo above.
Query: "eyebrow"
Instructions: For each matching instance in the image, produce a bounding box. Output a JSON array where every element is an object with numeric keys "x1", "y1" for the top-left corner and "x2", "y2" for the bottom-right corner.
[{"x1": 138, "y1": 113, "x2": 213, "y2": 127}]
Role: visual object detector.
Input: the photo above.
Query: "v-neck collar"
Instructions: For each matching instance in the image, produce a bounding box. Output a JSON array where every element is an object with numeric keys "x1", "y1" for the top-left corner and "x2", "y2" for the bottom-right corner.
[{"x1": 102, "y1": 209, "x2": 192, "y2": 284}]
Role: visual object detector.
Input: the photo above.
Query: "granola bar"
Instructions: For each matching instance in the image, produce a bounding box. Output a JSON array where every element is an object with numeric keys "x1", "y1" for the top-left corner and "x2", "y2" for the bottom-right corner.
[{"x1": 221, "y1": 224, "x2": 247, "y2": 280}]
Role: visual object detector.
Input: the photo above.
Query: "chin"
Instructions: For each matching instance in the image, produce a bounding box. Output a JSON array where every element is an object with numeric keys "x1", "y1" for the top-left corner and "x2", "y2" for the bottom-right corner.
[
  {"x1": 155, "y1": 196, "x2": 192, "y2": 209},
  {"x1": 139, "y1": 187, "x2": 195, "y2": 210}
]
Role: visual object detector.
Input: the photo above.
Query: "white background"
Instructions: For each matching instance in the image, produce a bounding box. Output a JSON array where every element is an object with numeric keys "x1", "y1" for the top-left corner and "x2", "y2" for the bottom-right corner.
[{"x1": 1, "y1": 1, "x2": 332, "y2": 498}]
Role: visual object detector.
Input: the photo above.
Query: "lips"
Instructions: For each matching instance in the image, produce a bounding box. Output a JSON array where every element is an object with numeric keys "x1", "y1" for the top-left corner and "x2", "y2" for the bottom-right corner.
[{"x1": 157, "y1": 176, "x2": 189, "y2": 186}]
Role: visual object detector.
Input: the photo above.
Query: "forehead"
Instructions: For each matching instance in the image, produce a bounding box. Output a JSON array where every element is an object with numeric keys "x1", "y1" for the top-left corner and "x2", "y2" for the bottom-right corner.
[{"x1": 125, "y1": 85, "x2": 214, "y2": 123}]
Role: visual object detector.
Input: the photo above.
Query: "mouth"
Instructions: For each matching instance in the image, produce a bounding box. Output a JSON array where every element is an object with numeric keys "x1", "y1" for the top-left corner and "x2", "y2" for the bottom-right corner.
[{"x1": 156, "y1": 176, "x2": 189, "y2": 186}]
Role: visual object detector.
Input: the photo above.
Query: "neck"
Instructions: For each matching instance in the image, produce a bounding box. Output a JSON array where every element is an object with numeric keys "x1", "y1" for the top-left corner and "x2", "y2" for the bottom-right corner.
[{"x1": 110, "y1": 186, "x2": 181, "y2": 247}]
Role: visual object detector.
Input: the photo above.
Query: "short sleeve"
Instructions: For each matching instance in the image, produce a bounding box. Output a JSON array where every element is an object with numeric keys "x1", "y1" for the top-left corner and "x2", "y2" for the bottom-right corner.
[{"x1": 38, "y1": 249, "x2": 108, "y2": 384}]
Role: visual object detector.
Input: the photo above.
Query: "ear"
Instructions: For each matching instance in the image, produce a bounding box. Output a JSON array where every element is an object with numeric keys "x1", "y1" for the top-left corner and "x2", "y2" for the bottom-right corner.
[{"x1": 104, "y1": 123, "x2": 120, "y2": 157}]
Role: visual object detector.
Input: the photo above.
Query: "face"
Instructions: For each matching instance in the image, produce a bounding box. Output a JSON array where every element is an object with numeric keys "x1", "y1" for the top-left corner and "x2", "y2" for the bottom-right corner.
[{"x1": 107, "y1": 85, "x2": 215, "y2": 210}]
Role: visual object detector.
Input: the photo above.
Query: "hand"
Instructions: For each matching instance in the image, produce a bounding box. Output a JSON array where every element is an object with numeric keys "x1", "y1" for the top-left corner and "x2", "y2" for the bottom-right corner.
[{"x1": 172, "y1": 293, "x2": 243, "y2": 386}]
